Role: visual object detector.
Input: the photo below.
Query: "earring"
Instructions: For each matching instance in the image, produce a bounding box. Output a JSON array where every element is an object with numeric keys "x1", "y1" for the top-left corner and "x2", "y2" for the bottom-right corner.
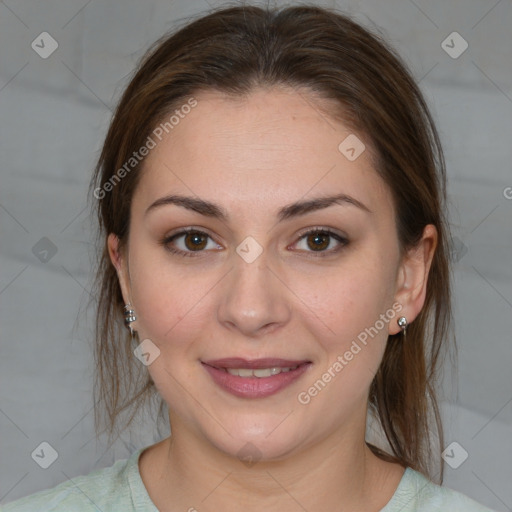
[
  {"x1": 397, "y1": 316, "x2": 407, "y2": 336},
  {"x1": 124, "y1": 303, "x2": 137, "y2": 336}
]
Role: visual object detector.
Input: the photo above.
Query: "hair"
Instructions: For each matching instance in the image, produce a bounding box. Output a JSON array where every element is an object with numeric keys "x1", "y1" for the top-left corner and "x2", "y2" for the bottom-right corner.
[{"x1": 89, "y1": 4, "x2": 455, "y2": 484}]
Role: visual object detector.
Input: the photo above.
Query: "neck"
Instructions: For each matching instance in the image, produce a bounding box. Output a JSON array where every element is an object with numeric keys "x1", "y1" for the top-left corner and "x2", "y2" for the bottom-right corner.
[{"x1": 139, "y1": 413, "x2": 404, "y2": 512}]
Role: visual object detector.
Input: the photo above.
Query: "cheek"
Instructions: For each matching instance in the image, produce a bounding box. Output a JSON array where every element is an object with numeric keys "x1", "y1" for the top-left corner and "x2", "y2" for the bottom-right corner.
[
  {"x1": 294, "y1": 276, "x2": 393, "y2": 415},
  {"x1": 126, "y1": 241, "x2": 214, "y2": 346},
  {"x1": 132, "y1": 272, "x2": 212, "y2": 347},
  {"x1": 301, "y1": 257, "x2": 393, "y2": 343},
  {"x1": 128, "y1": 257, "x2": 212, "y2": 403},
  {"x1": 296, "y1": 252, "x2": 396, "y2": 395}
]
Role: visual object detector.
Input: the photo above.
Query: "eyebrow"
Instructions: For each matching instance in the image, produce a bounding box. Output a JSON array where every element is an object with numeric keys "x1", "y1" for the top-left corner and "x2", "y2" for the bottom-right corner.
[{"x1": 145, "y1": 192, "x2": 372, "y2": 222}]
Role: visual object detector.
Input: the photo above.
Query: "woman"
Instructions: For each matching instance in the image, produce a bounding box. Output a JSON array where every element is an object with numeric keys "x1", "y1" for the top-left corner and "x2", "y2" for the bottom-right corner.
[{"x1": 3, "y1": 4, "x2": 497, "y2": 511}]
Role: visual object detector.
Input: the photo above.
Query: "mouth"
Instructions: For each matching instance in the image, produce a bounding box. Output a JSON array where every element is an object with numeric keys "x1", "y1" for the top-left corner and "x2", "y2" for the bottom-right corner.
[{"x1": 201, "y1": 358, "x2": 312, "y2": 398}]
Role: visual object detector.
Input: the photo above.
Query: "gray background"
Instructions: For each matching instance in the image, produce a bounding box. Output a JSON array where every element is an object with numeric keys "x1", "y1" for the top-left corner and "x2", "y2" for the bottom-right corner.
[{"x1": 1, "y1": 0, "x2": 511, "y2": 510}]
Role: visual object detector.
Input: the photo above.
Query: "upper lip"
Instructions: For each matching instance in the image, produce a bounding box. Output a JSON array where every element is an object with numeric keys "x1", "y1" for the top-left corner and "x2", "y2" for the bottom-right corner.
[{"x1": 202, "y1": 358, "x2": 311, "y2": 369}]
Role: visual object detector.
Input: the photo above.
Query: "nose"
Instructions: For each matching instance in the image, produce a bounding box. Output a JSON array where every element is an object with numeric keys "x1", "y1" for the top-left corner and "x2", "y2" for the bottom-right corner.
[{"x1": 217, "y1": 249, "x2": 292, "y2": 338}]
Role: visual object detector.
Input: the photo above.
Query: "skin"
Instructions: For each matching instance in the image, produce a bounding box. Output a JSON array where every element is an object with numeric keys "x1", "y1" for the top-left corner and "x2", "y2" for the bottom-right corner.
[{"x1": 108, "y1": 86, "x2": 437, "y2": 512}]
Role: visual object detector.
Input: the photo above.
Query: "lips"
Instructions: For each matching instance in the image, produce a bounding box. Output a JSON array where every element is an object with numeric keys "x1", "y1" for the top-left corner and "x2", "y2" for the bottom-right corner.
[{"x1": 201, "y1": 357, "x2": 312, "y2": 399}]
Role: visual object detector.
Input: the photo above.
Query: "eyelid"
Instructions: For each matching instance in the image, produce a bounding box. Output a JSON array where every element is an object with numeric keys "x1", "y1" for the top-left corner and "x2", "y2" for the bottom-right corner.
[
  {"x1": 294, "y1": 225, "x2": 348, "y2": 240},
  {"x1": 164, "y1": 226, "x2": 216, "y2": 240}
]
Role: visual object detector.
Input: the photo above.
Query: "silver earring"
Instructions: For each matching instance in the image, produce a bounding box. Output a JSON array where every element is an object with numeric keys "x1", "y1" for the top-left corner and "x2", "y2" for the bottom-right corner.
[
  {"x1": 124, "y1": 303, "x2": 137, "y2": 336},
  {"x1": 397, "y1": 316, "x2": 407, "y2": 335}
]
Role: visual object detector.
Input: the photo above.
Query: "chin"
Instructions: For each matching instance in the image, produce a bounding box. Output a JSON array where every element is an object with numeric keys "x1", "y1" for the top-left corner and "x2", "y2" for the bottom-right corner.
[{"x1": 196, "y1": 413, "x2": 311, "y2": 464}]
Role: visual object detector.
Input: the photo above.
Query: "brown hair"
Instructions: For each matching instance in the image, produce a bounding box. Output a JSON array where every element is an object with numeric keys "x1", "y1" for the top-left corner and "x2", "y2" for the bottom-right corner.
[{"x1": 90, "y1": 4, "x2": 454, "y2": 483}]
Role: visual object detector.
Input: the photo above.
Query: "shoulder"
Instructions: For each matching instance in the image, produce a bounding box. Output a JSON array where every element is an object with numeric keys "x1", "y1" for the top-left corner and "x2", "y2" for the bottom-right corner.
[
  {"x1": 382, "y1": 467, "x2": 498, "y2": 512},
  {"x1": 1, "y1": 449, "x2": 146, "y2": 512}
]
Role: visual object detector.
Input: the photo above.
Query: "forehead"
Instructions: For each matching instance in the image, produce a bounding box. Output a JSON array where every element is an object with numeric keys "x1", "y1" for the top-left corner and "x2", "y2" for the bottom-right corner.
[{"x1": 133, "y1": 87, "x2": 393, "y2": 219}]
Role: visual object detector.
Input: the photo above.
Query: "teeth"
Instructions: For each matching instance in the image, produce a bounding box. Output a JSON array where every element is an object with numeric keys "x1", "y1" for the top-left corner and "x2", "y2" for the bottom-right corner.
[{"x1": 225, "y1": 366, "x2": 299, "y2": 378}]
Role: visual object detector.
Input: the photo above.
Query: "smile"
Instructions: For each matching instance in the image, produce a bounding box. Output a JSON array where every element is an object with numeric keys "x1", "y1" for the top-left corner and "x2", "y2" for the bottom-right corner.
[{"x1": 201, "y1": 359, "x2": 312, "y2": 398}]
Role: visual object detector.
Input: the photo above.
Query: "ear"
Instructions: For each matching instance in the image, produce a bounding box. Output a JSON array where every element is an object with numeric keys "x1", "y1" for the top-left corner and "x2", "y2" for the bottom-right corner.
[
  {"x1": 107, "y1": 233, "x2": 132, "y2": 307},
  {"x1": 389, "y1": 224, "x2": 438, "y2": 335}
]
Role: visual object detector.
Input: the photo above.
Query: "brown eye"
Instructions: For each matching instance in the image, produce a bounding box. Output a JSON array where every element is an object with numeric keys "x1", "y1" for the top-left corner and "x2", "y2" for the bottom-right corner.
[
  {"x1": 306, "y1": 232, "x2": 330, "y2": 251},
  {"x1": 162, "y1": 229, "x2": 220, "y2": 257},
  {"x1": 294, "y1": 228, "x2": 349, "y2": 256},
  {"x1": 183, "y1": 231, "x2": 208, "y2": 251}
]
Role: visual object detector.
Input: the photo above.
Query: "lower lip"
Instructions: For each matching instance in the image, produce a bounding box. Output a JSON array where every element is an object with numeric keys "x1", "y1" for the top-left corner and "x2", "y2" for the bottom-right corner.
[{"x1": 202, "y1": 363, "x2": 312, "y2": 399}]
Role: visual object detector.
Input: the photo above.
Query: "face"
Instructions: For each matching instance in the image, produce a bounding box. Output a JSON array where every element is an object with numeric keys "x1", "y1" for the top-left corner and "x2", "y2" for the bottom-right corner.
[{"x1": 110, "y1": 86, "x2": 415, "y2": 461}]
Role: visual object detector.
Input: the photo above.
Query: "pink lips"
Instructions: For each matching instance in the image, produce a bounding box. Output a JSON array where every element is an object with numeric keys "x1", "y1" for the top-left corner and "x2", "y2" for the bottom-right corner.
[{"x1": 201, "y1": 357, "x2": 312, "y2": 399}]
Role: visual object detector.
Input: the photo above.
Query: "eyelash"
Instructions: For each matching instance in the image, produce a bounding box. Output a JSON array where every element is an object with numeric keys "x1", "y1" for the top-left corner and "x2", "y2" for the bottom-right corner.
[{"x1": 160, "y1": 227, "x2": 349, "y2": 259}]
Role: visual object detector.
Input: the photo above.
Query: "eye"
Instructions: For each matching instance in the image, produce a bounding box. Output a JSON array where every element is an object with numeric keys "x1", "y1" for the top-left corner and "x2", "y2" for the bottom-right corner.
[
  {"x1": 161, "y1": 227, "x2": 349, "y2": 258},
  {"x1": 292, "y1": 228, "x2": 349, "y2": 256},
  {"x1": 161, "y1": 228, "x2": 221, "y2": 257}
]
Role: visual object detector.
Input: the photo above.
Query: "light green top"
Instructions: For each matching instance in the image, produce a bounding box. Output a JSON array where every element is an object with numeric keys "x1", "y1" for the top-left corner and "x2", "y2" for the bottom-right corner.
[{"x1": 1, "y1": 447, "x2": 497, "y2": 511}]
